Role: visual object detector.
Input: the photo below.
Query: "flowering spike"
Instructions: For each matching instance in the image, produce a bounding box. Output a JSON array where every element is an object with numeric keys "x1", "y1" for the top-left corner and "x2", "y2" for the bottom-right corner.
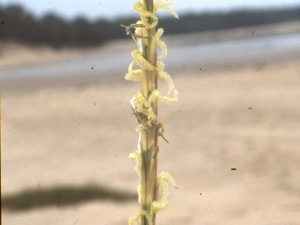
[
  {"x1": 132, "y1": 50, "x2": 155, "y2": 71},
  {"x1": 157, "y1": 89, "x2": 178, "y2": 103},
  {"x1": 132, "y1": 93, "x2": 156, "y2": 122},
  {"x1": 156, "y1": 62, "x2": 174, "y2": 94},
  {"x1": 125, "y1": 0, "x2": 178, "y2": 224},
  {"x1": 129, "y1": 150, "x2": 142, "y2": 177},
  {"x1": 134, "y1": 20, "x2": 144, "y2": 38},
  {"x1": 129, "y1": 209, "x2": 152, "y2": 225},
  {"x1": 152, "y1": 172, "x2": 177, "y2": 212},
  {"x1": 154, "y1": 29, "x2": 167, "y2": 59},
  {"x1": 135, "y1": 123, "x2": 148, "y2": 132},
  {"x1": 154, "y1": 0, "x2": 179, "y2": 18},
  {"x1": 125, "y1": 60, "x2": 142, "y2": 82},
  {"x1": 133, "y1": 2, "x2": 158, "y2": 29}
]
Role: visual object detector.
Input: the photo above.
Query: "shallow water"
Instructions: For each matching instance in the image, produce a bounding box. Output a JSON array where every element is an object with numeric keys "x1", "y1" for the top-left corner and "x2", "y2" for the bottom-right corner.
[{"x1": 2, "y1": 32, "x2": 300, "y2": 81}]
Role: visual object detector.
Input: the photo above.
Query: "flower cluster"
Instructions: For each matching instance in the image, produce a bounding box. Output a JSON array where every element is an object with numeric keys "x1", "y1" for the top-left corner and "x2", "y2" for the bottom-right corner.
[{"x1": 125, "y1": 0, "x2": 178, "y2": 131}]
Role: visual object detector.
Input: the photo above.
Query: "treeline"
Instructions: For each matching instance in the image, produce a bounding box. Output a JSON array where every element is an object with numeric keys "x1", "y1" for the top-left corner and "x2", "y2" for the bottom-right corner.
[
  {"x1": 0, "y1": 5, "x2": 132, "y2": 48},
  {"x1": 160, "y1": 7, "x2": 300, "y2": 34},
  {"x1": 0, "y1": 4, "x2": 299, "y2": 48}
]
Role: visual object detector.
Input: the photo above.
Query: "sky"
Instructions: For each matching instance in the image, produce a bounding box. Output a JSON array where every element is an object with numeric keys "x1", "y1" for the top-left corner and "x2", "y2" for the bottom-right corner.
[{"x1": 1, "y1": 0, "x2": 299, "y2": 20}]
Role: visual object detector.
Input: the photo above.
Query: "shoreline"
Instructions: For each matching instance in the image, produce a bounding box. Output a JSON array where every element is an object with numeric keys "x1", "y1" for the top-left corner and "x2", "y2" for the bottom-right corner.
[
  {"x1": 164, "y1": 20, "x2": 300, "y2": 46},
  {"x1": 1, "y1": 21, "x2": 299, "y2": 70},
  {"x1": 1, "y1": 53, "x2": 299, "y2": 94},
  {"x1": 2, "y1": 52, "x2": 300, "y2": 95}
]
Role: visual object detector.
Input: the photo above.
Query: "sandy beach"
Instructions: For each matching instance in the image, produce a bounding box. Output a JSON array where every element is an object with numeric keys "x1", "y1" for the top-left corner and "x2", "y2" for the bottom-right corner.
[{"x1": 2, "y1": 26, "x2": 300, "y2": 224}]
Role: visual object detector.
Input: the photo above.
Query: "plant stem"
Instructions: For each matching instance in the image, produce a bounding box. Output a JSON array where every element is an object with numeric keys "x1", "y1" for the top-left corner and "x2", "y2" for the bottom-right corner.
[{"x1": 140, "y1": 0, "x2": 158, "y2": 224}]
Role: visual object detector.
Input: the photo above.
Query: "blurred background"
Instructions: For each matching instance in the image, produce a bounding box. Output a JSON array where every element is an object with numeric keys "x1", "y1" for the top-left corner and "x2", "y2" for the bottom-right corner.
[{"x1": 1, "y1": 0, "x2": 300, "y2": 225}]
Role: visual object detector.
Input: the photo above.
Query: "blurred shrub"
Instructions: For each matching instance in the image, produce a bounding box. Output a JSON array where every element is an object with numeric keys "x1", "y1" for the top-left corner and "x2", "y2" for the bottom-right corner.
[{"x1": 2, "y1": 184, "x2": 136, "y2": 211}]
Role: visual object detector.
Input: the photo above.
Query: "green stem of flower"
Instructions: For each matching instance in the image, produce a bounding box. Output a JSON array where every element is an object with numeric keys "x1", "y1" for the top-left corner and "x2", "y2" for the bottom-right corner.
[{"x1": 140, "y1": 0, "x2": 158, "y2": 224}]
